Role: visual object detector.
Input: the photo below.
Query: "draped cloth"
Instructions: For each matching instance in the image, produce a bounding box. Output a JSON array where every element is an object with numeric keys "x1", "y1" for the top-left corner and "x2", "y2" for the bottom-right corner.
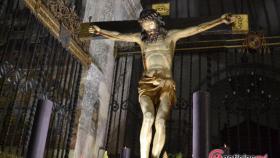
[{"x1": 138, "y1": 74, "x2": 176, "y2": 107}]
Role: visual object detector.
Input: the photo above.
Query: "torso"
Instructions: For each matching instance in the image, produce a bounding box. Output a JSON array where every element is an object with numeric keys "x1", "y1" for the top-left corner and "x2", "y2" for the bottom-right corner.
[{"x1": 139, "y1": 35, "x2": 176, "y2": 78}]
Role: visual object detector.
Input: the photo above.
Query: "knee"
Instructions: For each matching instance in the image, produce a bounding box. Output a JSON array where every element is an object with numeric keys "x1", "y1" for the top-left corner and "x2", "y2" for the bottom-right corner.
[
  {"x1": 155, "y1": 118, "x2": 166, "y2": 130},
  {"x1": 143, "y1": 112, "x2": 155, "y2": 124}
]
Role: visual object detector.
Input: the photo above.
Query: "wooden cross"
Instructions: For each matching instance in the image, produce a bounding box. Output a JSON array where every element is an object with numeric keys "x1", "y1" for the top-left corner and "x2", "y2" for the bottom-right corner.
[{"x1": 79, "y1": 15, "x2": 249, "y2": 41}]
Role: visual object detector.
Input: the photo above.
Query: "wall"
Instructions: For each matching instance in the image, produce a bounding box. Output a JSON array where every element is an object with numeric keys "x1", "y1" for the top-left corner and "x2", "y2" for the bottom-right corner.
[{"x1": 74, "y1": 0, "x2": 142, "y2": 158}]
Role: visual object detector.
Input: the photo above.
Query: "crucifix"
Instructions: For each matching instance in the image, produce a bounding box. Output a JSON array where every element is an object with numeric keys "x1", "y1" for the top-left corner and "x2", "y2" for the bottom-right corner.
[{"x1": 80, "y1": 9, "x2": 238, "y2": 158}]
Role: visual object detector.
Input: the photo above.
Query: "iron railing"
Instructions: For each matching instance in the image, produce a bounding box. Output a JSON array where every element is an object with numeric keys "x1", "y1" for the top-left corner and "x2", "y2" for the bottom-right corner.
[
  {"x1": 0, "y1": 0, "x2": 82, "y2": 157},
  {"x1": 105, "y1": 47, "x2": 280, "y2": 157}
]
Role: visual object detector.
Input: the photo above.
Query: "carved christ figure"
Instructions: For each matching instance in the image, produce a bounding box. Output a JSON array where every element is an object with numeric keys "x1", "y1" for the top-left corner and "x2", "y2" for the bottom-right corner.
[{"x1": 88, "y1": 9, "x2": 235, "y2": 158}]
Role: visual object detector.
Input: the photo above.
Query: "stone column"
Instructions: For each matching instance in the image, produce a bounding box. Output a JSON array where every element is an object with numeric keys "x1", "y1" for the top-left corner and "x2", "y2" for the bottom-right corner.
[
  {"x1": 74, "y1": 0, "x2": 142, "y2": 158},
  {"x1": 74, "y1": 64, "x2": 102, "y2": 158}
]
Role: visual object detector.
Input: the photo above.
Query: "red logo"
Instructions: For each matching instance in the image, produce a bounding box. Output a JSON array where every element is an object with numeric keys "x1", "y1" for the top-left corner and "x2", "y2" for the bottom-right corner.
[
  {"x1": 208, "y1": 149, "x2": 224, "y2": 158},
  {"x1": 256, "y1": 154, "x2": 268, "y2": 158}
]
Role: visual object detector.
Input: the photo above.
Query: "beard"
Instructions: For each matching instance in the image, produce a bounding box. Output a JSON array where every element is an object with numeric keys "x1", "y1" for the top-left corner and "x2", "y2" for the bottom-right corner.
[{"x1": 146, "y1": 29, "x2": 160, "y2": 42}]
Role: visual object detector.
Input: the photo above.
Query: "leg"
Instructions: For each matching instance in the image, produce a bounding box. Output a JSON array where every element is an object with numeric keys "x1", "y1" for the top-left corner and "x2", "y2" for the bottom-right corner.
[
  {"x1": 152, "y1": 92, "x2": 171, "y2": 158},
  {"x1": 139, "y1": 95, "x2": 155, "y2": 158}
]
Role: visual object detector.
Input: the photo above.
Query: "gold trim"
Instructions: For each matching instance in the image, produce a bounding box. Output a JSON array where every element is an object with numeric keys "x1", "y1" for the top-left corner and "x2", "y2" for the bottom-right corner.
[
  {"x1": 232, "y1": 14, "x2": 249, "y2": 33},
  {"x1": 24, "y1": 0, "x2": 92, "y2": 67},
  {"x1": 152, "y1": 3, "x2": 170, "y2": 16},
  {"x1": 117, "y1": 39, "x2": 280, "y2": 55},
  {"x1": 178, "y1": 35, "x2": 280, "y2": 45}
]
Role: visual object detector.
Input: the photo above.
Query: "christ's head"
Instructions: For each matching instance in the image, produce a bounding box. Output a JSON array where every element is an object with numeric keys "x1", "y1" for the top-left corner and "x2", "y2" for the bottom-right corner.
[{"x1": 138, "y1": 9, "x2": 166, "y2": 42}]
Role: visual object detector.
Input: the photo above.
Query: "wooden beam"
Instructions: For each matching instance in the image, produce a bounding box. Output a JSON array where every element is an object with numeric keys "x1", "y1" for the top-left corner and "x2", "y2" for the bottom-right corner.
[{"x1": 80, "y1": 15, "x2": 249, "y2": 40}]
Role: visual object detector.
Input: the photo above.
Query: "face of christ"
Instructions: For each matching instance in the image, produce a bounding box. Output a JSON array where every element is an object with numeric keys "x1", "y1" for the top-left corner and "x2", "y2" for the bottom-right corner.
[
  {"x1": 141, "y1": 20, "x2": 158, "y2": 34},
  {"x1": 138, "y1": 9, "x2": 166, "y2": 43}
]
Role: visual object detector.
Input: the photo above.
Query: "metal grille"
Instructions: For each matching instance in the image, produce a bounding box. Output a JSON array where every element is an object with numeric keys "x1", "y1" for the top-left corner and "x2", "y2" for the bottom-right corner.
[
  {"x1": 0, "y1": 0, "x2": 82, "y2": 157},
  {"x1": 105, "y1": 47, "x2": 280, "y2": 157},
  {"x1": 100, "y1": 0, "x2": 280, "y2": 157}
]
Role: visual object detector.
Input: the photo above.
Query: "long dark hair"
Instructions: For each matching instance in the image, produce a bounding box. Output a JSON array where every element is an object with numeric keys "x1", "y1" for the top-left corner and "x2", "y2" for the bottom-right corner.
[{"x1": 138, "y1": 9, "x2": 167, "y2": 42}]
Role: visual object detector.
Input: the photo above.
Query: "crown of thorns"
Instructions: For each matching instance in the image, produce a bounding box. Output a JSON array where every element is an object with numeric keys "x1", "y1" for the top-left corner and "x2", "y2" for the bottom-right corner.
[{"x1": 138, "y1": 9, "x2": 164, "y2": 25}]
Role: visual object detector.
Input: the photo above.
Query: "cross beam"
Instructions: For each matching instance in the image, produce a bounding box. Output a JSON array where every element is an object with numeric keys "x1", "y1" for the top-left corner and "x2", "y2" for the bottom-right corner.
[{"x1": 79, "y1": 15, "x2": 248, "y2": 41}]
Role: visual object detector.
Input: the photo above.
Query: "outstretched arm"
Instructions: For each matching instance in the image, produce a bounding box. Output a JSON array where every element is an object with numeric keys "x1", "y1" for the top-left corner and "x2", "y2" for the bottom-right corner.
[
  {"x1": 89, "y1": 25, "x2": 142, "y2": 44},
  {"x1": 168, "y1": 14, "x2": 235, "y2": 42}
]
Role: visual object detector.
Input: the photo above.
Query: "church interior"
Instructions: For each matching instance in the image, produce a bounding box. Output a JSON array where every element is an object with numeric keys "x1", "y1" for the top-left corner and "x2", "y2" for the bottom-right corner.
[{"x1": 0, "y1": 0, "x2": 280, "y2": 158}]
